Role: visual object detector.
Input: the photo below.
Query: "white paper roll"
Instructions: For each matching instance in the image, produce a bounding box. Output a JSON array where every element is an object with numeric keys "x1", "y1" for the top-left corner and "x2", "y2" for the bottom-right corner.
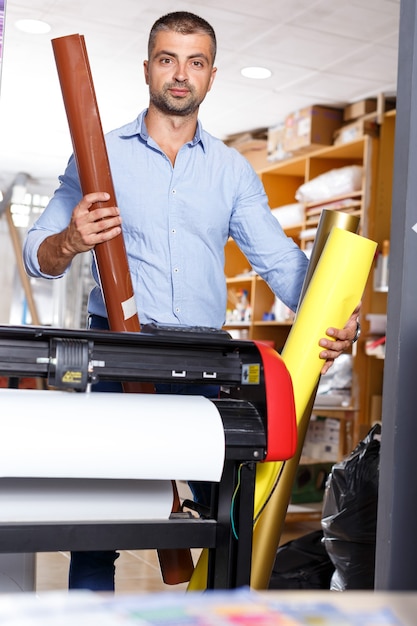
[
  {"x1": 0, "y1": 389, "x2": 225, "y2": 482},
  {"x1": 0, "y1": 478, "x2": 173, "y2": 522}
]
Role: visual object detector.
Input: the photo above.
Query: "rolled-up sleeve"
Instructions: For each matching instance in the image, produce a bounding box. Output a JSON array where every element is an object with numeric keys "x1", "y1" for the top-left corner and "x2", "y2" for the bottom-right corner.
[{"x1": 23, "y1": 156, "x2": 82, "y2": 279}]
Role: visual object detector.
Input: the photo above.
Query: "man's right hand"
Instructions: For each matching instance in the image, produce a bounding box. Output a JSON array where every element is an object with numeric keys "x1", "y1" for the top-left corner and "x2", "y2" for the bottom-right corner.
[{"x1": 37, "y1": 191, "x2": 122, "y2": 276}]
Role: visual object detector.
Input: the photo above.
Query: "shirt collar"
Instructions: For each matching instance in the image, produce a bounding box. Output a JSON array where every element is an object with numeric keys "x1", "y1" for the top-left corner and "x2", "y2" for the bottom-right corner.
[{"x1": 120, "y1": 109, "x2": 207, "y2": 151}]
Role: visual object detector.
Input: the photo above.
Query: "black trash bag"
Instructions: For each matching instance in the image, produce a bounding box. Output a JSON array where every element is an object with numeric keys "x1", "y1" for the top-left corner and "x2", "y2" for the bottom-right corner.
[
  {"x1": 269, "y1": 529, "x2": 335, "y2": 589},
  {"x1": 321, "y1": 423, "x2": 381, "y2": 591}
]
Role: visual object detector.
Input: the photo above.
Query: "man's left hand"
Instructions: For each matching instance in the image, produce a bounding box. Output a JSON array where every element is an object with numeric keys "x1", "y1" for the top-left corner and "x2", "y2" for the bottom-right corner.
[{"x1": 319, "y1": 303, "x2": 361, "y2": 375}]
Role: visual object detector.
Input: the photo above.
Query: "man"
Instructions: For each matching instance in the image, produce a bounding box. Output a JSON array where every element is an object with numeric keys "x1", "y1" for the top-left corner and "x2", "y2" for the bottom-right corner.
[{"x1": 23, "y1": 11, "x2": 360, "y2": 591}]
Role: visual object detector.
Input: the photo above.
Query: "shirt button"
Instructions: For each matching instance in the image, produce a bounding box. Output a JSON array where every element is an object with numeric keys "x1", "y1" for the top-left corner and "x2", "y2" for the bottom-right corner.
[
  {"x1": 171, "y1": 228, "x2": 176, "y2": 234},
  {"x1": 174, "y1": 267, "x2": 179, "y2": 273},
  {"x1": 172, "y1": 189, "x2": 176, "y2": 194},
  {"x1": 175, "y1": 307, "x2": 180, "y2": 313}
]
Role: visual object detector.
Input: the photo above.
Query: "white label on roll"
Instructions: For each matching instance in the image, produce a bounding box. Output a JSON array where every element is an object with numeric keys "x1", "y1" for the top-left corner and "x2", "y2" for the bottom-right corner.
[{"x1": 122, "y1": 295, "x2": 137, "y2": 320}]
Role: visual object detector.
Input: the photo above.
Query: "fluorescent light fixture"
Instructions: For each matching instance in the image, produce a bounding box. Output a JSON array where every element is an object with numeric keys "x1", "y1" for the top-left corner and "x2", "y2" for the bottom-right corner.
[
  {"x1": 241, "y1": 66, "x2": 272, "y2": 79},
  {"x1": 15, "y1": 19, "x2": 51, "y2": 34}
]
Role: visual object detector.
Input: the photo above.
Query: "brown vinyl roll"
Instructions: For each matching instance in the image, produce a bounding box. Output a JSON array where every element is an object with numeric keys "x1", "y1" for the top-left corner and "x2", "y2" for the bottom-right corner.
[
  {"x1": 52, "y1": 35, "x2": 192, "y2": 583},
  {"x1": 52, "y1": 34, "x2": 140, "y2": 333}
]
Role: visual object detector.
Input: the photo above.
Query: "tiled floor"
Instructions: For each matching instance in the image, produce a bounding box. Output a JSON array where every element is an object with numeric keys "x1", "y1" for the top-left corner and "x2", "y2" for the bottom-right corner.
[
  {"x1": 34, "y1": 481, "x2": 321, "y2": 594},
  {"x1": 36, "y1": 549, "x2": 196, "y2": 594},
  {"x1": 35, "y1": 535, "x2": 322, "y2": 592},
  {"x1": 36, "y1": 526, "x2": 320, "y2": 594}
]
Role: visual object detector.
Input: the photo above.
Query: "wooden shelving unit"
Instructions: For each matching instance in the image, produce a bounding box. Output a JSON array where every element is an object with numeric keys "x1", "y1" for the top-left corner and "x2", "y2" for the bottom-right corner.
[{"x1": 224, "y1": 131, "x2": 392, "y2": 453}]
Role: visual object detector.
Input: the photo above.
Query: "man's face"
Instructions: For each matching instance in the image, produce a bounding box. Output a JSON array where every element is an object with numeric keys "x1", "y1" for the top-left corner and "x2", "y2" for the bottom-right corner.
[{"x1": 144, "y1": 31, "x2": 217, "y2": 116}]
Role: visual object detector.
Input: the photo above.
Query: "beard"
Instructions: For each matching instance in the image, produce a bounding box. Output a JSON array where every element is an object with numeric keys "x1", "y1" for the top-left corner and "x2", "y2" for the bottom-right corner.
[{"x1": 149, "y1": 82, "x2": 203, "y2": 116}]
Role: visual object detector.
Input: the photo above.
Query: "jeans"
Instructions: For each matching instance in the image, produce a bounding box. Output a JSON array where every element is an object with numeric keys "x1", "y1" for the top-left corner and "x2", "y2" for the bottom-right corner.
[{"x1": 69, "y1": 315, "x2": 219, "y2": 591}]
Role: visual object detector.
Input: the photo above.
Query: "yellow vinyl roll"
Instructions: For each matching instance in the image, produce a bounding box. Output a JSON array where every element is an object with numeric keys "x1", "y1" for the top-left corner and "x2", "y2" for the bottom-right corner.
[
  {"x1": 281, "y1": 227, "x2": 374, "y2": 417},
  {"x1": 188, "y1": 226, "x2": 376, "y2": 591},
  {"x1": 298, "y1": 210, "x2": 360, "y2": 304},
  {"x1": 250, "y1": 226, "x2": 377, "y2": 588},
  {"x1": 249, "y1": 210, "x2": 361, "y2": 529}
]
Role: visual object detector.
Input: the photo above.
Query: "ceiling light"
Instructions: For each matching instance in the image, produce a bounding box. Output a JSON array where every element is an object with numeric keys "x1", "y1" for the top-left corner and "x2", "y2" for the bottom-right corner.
[
  {"x1": 15, "y1": 19, "x2": 51, "y2": 34},
  {"x1": 241, "y1": 66, "x2": 272, "y2": 79}
]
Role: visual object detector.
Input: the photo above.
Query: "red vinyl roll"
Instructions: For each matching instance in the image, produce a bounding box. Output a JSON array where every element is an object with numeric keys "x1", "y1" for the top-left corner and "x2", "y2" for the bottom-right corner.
[{"x1": 52, "y1": 34, "x2": 140, "y2": 333}]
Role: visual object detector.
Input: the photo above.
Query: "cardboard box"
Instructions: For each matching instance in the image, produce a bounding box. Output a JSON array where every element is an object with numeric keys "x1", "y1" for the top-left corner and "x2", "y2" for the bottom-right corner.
[
  {"x1": 343, "y1": 98, "x2": 378, "y2": 122},
  {"x1": 284, "y1": 105, "x2": 343, "y2": 154},
  {"x1": 267, "y1": 123, "x2": 288, "y2": 161},
  {"x1": 233, "y1": 139, "x2": 269, "y2": 171},
  {"x1": 302, "y1": 416, "x2": 341, "y2": 462},
  {"x1": 343, "y1": 95, "x2": 396, "y2": 123},
  {"x1": 333, "y1": 117, "x2": 379, "y2": 145}
]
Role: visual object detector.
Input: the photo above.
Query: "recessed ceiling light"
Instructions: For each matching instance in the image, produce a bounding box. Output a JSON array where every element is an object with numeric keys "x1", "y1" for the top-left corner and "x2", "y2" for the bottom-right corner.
[
  {"x1": 15, "y1": 19, "x2": 51, "y2": 34},
  {"x1": 241, "y1": 66, "x2": 272, "y2": 79}
]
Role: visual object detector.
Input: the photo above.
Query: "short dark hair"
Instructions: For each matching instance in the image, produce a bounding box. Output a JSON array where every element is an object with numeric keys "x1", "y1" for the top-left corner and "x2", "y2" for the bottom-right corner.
[{"x1": 148, "y1": 11, "x2": 217, "y2": 63}]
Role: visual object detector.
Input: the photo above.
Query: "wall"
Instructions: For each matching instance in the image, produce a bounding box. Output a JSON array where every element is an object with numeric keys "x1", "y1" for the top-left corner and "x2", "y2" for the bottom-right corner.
[{"x1": 0, "y1": 216, "x2": 16, "y2": 324}]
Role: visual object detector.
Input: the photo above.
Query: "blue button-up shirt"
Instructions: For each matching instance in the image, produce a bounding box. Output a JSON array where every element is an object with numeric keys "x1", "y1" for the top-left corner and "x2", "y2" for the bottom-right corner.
[{"x1": 23, "y1": 110, "x2": 308, "y2": 328}]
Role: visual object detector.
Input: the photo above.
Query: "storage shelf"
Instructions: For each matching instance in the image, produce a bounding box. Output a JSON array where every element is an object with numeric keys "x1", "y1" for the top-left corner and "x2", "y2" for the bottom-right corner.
[
  {"x1": 305, "y1": 189, "x2": 363, "y2": 210},
  {"x1": 226, "y1": 276, "x2": 254, "y2": 284},
  {"x1": 253, "y1": 320, "x2": 293, "y2": 327},
  {"x1": 224, "y1": 131, "x2": 390, "y2": 456},
  {"x1": 313, "y1": 405, "x2": 357, "y2": 414}
]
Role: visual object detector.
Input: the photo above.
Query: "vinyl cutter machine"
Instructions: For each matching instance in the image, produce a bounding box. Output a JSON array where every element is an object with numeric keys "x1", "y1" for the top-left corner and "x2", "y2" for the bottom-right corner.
[{"x1": 0, "y1": 323, "x2": 297, "y2": 589}]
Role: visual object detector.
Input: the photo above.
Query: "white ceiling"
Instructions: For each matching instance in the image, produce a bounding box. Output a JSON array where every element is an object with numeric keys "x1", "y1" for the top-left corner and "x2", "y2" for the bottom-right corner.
[{"x1": 0, "y1": 0, "x2": 400, "y2": 196}]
